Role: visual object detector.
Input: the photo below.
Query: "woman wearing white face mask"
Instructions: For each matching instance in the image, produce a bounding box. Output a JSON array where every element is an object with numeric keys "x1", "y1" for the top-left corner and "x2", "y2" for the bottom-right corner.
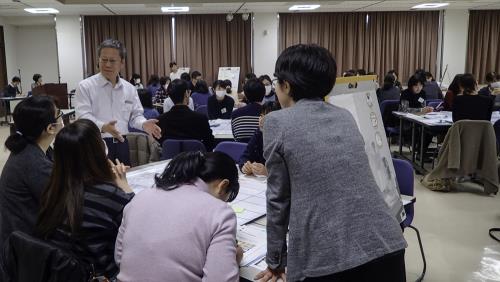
[
  {"x1": 259, "y1": 75, "x2": 276, "y2": 103},
  {"x1": 154, "y1": 76, "x2": 171, "y2": 104},
  {"x1": 207, "y1": 80, "x2": 235, "y2": 120},
  {"x1": 129, "y1": 73, "x2": 144, "y2": 90}
]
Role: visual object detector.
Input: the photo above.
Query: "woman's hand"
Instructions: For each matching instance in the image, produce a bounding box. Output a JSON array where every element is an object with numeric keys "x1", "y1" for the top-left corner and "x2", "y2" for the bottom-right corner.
[
  {"x1": 108, "y1": 159, "x2": 133, "y2": 193},
  {"x1": 242, "y1": 161, "x2": 254, "y2": 175},
  {"x1": 236, "y1": 245, "x2": 244, "y2": 265},
  {"x1": 254, "y1": 267, "x2": 286, "y2": 282},
  {"x1": 422, "y1": 106, "x2": 434, "y2": 114}
]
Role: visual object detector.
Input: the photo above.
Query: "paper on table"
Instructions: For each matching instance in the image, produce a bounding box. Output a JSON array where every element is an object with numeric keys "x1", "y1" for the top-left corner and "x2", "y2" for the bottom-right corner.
[
  {"x1": 230, "y1": 175, "x2": 267, "y2": 226},
  {"x1": 237, "y1": 225, "x2": 267, "y2": 267}
]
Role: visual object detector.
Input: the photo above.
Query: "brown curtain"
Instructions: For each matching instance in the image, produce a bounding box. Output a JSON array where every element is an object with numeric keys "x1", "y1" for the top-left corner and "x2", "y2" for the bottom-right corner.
[
  {"x1": 366, "y1": 11, "x2": 439, "y2": 83},
  {"x1": 174, "y1": 14, "x2": 251, "y2": 90},
  {"x1": 83, "y1": 15, "x2": 173, "y2": 83},
  {"x1": 279, "y1": 13, "x2": 367, "y2": 77},
  {"x1": 279, "y1": 11, "x2": 439, "y2": 83},
  {"x1": 466, "y1": 10, "x2": 500, "y2": 83}
]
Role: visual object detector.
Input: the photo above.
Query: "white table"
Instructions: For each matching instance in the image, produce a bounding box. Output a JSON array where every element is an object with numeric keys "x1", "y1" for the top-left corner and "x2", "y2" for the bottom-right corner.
[
  {"x1": 127, "y1": 161, "x2": 415, "y2": 282},
  {"x1": 393, "y1": 111, "x2": 500, "y2": 173}
]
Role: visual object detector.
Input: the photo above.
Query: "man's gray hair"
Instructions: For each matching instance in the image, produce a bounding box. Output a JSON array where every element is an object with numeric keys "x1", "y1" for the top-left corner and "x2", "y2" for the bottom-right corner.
[{"x1": 97, "y1": 39, "x2": 126, "y2": 60}]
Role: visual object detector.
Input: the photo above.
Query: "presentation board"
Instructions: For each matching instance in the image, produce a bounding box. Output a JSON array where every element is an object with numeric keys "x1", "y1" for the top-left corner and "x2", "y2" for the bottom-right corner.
[
  {"x1": 218, "y1": 67, "x2": 240, "y2": 91},
  {"x1": 326, "y1": 75, "x2": 405, "y2": 223}
]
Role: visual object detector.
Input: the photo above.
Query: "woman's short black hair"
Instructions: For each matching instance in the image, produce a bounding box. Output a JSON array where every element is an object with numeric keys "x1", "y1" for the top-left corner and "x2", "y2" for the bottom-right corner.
[
  {"x1": 191, "y1": 71, "x2": 202, "y2": 80},
  {"x1": 170, "y1": 62, "x2": 177, "y2": 68},
  {"x1": 274, "y1": 44, "x2": 337, "y2": 101},
  {"x1": 388, "y1": 70, "x2": 398, "y2": 78},
  {"x1": 131, "y1": 73, "x2": 141, "y2": 80},
  {"x1": 213, "y1": 80, "x2": 224, "y2": 90},
  {"x1": 459, "y1": 73, "x2": 477, "y2": 95},
  {"x1": 12, "y1": 76, "x2": 21, "y2": 83},
  {"x1": 485, "y1": 72, "x2": 497, "y2": 84},
  {"x1": 5, "y1": 95, "x2": 56, "y2": 154},
  {"x1": 148, "y1": 75, "x2": 160, "y2": 86},
  {"x1": 258, "y1": 75, "x2": 272, "y2": 84},
  {"x1": 137, "y1": 89, "x2": 153, "y2": 108},
  {"x1": 382, "y1": 74, "x2": 396, "y2": 90},
  {"x1": 169, "y1": 79, "x2": 189, "y2": 104},
  {"x1": 194, "y1": 80, "x2": 209, "y2": 94},
  {"x1": 33, "y1": 74, "x2": 42, "y2": 82},
  {"x1": 180, "y1": 72, "x2": 191, "y2": 82},
  {"x1": 448, "y1": 74, "x2": 463, "y2": 95},
  {"x1": 155, "y1": 151, "x2": 239, "y2": 202},
  {"x1": 224, "y1": 79, "x2": 232, "y2": 88},
  {"x1": 245, "y1": 73, "x2": 257, "y2": 81},
  {"x1": 243, "y1": 78, "x2": 265, "y2": 103},
  {"x1": 407, "y1": 75, "x2": 424, "y2": 90}
]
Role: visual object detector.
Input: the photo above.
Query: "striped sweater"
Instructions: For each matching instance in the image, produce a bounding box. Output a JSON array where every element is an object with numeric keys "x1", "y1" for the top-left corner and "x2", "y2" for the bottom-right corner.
[
  {"x1": 231, "y1": 103, "x2": 262, "y2": 142},
  {"x1": 49, "y1": 183, "x2": 134, "y2": 278}
]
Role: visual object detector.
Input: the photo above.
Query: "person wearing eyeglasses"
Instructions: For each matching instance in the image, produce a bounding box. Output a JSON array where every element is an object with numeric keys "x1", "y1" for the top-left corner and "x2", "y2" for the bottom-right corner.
[
  {"x1": 255, "y1": 45, "x2": 406, "y2": 282},
  {"x1": 115, "y1": 151, "x2": 242, "y2": 282},
  {"x1": 0, "y1": 96, "x2": 64, "y2": 255},
  {"x1": 35, "y1": 119, "x2": 134, "y2": 280},
  {"x1": 74, "y1": 39, "x2": 162, "y2": 166}
]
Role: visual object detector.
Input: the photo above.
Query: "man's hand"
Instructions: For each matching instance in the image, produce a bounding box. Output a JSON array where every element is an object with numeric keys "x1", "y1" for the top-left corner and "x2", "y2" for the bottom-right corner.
[
  {"x1": 143, "y1": 119, "x2": 162, "y2": 139},
  {"x1": 102, "y1": 120, "x2": 124, "y2": 142},
  {"x1": 242, "y1": 161, "x2": 253, "y2": 175},
  {"x1": 254, "y1": 267, "x2": 286, "y2": 282}
]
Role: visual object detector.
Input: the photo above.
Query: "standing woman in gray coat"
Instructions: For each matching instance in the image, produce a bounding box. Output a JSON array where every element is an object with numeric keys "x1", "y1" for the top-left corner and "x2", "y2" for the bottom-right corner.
[{"x1": 255, "y1": 44, "x2": 407, "y2": 282}]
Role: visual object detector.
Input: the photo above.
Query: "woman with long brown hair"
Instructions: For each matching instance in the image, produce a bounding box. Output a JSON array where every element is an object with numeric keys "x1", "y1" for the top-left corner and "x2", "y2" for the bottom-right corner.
[{"x1": 36, "y1": 119, "x2": 134, "y2": 279}]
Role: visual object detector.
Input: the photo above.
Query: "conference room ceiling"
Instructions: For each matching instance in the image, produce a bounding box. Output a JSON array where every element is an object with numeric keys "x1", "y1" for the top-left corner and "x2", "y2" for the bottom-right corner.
[{"x1": 0, "y1": 0, "x2": 499, "y2": 21}]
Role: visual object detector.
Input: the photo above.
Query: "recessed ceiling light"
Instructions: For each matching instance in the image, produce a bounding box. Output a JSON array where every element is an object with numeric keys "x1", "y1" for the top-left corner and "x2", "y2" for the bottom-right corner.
[
  {"x1": 24, "y1": 8, "x2": 59, "y2": 14},
  {"x1": 412, "y1": 3, "x2": 449, "y2": 9},
  {"x1": 161, "y1": 6, "x2": 189, "y2": 13},
  {"x1": 289, "y1": 5, "x2": 321, "y2": 11}
]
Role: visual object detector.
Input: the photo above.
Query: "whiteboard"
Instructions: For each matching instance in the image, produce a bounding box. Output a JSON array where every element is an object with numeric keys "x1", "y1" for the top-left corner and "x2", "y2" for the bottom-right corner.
[
  {"x1": 218, "y1": 67, "x2": 240, "y2": 91},
  {"x1": 327, "y1": 77, "x2": 405, "y2": 223}
]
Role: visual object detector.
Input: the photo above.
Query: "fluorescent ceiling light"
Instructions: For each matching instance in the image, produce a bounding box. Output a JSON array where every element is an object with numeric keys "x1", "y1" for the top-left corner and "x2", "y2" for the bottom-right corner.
[
  {"x1": 412, "y1": 3, "x2": 449, "y2": 9},
  {"x1": 24, "y1": 8, "x2": 59, "y2": 14},
  {"x1": 289, "y1": 5, "x2": 320, "y2": 11},
  {"x1": 161, "y1": 6, "x2": 189, "y2": 13}
]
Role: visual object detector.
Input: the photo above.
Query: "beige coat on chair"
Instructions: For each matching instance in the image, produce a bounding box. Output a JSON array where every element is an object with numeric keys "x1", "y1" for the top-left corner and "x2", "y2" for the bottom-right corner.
[
  {"x1": 126, "y1": 133, "x2": 161, "y2": 167},
  {"x1": 423, "y1": 120, "x2": 499, "y2": 194}
]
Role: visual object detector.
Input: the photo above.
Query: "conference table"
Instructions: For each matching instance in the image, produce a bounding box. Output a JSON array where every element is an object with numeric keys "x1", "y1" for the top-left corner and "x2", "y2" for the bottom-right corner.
[
  {"x1": 127, "y1": 160, "x2": 415, "y2": 282},
  {"x1": 392, "y1": 110, "x2": 500, "y2": 174}
]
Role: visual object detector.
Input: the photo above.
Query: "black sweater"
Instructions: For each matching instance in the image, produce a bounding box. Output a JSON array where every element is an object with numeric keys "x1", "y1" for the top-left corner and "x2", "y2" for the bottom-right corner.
[{"x1": 452, "y1": 94, "x2": 494, "y2": 122}]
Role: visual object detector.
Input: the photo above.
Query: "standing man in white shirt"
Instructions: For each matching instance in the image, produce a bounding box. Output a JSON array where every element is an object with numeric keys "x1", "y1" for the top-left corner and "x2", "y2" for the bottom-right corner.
[
  {"x1": 169, "y1": 62, "x2": 181, "y2": 80},
  {"x1": 75, "y1": 39, "x2": 161, "y2": 165}
]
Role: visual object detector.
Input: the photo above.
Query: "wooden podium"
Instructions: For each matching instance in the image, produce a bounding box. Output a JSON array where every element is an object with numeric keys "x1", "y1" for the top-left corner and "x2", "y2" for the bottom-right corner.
[{"x1": 32, "y1": 83, "x2": 68, "y2": 109}]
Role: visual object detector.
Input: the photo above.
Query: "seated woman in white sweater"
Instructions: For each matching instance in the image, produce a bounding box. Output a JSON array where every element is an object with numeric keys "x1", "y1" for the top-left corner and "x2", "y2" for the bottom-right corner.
[{"x1": 115, "y1": 151, "x2": 242, "y2": 282}]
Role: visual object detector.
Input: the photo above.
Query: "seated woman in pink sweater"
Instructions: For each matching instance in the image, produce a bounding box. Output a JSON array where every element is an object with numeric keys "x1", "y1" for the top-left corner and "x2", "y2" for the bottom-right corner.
[{"x1": 115, "y1": 151, "x2": 242, "y2": 282}]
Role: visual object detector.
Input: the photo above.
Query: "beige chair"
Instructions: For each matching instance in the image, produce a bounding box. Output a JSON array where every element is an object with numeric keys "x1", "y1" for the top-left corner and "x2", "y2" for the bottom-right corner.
[
  {"x1": 422, "y1": 120, "x2": 499, "y2": 194},
  {"x1": 126, "y1": 132, "x2": 161, "y2": 167}
]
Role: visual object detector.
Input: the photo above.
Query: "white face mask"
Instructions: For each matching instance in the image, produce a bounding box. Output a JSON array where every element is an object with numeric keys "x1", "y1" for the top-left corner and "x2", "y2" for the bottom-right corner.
[
  {"x1": 135, "y1": 78, "x2": 141, "y2": 84},
  {"x1": 265, "y1": 85, "x2": 272, "y2": 96},
  {"x1": 491, "y1": 82, "x2": 500, "y2": 89},
  {"x1": 216, "y1": 90, "x2": 226, "y2": 98},
  {"x1": 164, "y1": 83, "x2": 169, "y2": 90}
]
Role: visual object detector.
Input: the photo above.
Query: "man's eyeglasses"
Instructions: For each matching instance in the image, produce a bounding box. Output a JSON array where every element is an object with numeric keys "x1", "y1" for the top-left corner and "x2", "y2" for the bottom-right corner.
[
  {"x1": 52, "y1": 109, "x2": 64, "y2": 126},
  {"x1": 272, "y1": 79, "x2": 279, "y2": 89},
  {"x1": 99, "y1": 58, "x2": 120, "y2": 65}
]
